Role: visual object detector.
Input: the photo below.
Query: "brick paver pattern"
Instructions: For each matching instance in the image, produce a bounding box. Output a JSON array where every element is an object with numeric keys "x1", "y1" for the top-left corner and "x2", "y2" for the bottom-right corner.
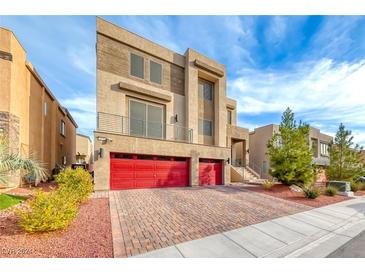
[{"x1": 109, "y1": 185, "x2": 312, "y2": 257}]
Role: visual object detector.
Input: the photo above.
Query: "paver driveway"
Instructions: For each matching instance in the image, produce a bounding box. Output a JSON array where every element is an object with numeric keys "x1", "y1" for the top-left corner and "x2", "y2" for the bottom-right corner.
[{"x1": 109, "y1": 185, "x2": 312, "y2": 257}]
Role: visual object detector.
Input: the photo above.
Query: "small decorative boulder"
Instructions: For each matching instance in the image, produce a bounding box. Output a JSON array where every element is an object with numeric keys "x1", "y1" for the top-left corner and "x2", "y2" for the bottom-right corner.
[{"x1": 290, "y1": 185, "x2": 303, "y2": 192}]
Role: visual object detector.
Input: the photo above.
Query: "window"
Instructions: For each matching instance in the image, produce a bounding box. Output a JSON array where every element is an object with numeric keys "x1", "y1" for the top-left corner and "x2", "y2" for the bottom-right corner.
[
  {"x1": 130, "y1": 53, "x2": 144, "y2": 79},
  {"x1": 198, "y1": 80, "x2": 213, "y2": 101},
  {"x1": 275, "y1": 135, "x2": 282, "y2": 148},
  {"x1": 62, "y1": 156, "x2": 67, "y2": 165},
  {"x1": 44, "y1": 102, "x2": 48, "y2": 116},
  {"x1": 311, "y1": 138, "x2": 318, "y2": 158},
  {"x1": 60, "y1": 120, "x2": 65, "y2": 136},
  {"x1": 199, "y1": 119, "x2": 213, "y2": 136},
  {"x1": 150, "y1": 60, "x2": 162, "y2": 84},
  {"x1": 320, "y1": 142, "x2": 329, "y2": 157},
  {"x1": 227, "y1": 110, "x2": 232, "y2": 125},
  {"x1": 129, "y1": 99, "x2": 164, "y2": 139}
]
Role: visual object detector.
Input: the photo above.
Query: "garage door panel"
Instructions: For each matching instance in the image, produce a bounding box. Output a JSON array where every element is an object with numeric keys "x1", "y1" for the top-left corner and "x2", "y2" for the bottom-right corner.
[
  {"x1": 199, "y1": 160, "x2": 222, "y2": 186},
  {"x1": 135, "y1": 178, "x2": 156, "y2": 188},
  {"x1": 110, "y1": 154, "x2": 189, "y2": 190}
]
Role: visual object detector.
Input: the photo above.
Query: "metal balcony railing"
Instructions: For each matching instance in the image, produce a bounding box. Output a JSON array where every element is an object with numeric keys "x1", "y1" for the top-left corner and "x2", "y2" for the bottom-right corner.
[{"x1": 97, "y1": 112, "x2": 193, "y2": 143}]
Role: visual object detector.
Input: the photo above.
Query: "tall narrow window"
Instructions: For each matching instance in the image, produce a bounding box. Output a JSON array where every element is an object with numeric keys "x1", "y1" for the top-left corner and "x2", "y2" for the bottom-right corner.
[
  {"x1": 44, "y1": 101, "x2": 48, "y2": 116},
  {"x1": 150, "y1": 60, "x2": 162, "y2": 84},
  {"x1": 311, "y1": 138, "x2": 318, "y2": 158},
  {"x1": 199, "y1": 119, "x2": 213, "y2": 136},
  {"x1": 60, "y1": 120, "x2": 66, "y2": 136},
  {"x1": 227, "y1": 110, "x2": 232, "y2": 125},
  {"x1": 130, "y1": 53, "x2": 144, "y2": 79},
  {"x1": 198, "y1": 79, "x2": 213, "y2": 101},
  {"x1": 320, "y1": 142, "x2": 329, "y2": 157}
]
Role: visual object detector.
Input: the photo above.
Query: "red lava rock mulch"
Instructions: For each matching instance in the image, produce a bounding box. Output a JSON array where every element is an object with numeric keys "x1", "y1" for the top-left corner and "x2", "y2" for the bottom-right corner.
[
  {"x1": 4, "y1": 182, "x2": 58, "y2": 197},
  {"x1": 0, "y1": 198, "x2": 113, "y2": 258},
  {"x1": 355, "y1": 190, "x2": 365, "y2": 196},
  {"x1": 243, "y1": 184, "x2": 351, "y2": 208}
]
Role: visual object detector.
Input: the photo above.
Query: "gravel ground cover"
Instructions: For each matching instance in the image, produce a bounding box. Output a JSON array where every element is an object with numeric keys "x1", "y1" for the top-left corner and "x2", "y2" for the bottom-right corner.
[
  {"x1": 0, "y1": 198, "x2": 113, "y2": 258},
  {"x1": 243, "y1": 184, "x2": 351, "y2": 207}
]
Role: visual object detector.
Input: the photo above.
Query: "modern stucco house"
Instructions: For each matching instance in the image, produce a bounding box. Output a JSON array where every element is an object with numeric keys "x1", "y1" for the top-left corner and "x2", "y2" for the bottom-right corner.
[
  {"x1": 93, "y1": 17, "x2": 254, "y2": 190},
  {"x1": 249, "y1": 124, "x2": 333, "y2": 180},
  {"x1": 0, "y1": 27, "x2": 77, "y2": 185}
]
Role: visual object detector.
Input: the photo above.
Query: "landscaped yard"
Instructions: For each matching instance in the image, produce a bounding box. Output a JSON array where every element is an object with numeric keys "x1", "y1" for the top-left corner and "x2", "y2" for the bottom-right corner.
[
  {"x1": 0, "y1": 194, "x2": 27, "y2": 210},
  {"x1": 0, "y1": 197, "x2": 113, "y2": 258},
  {"x1": 0, "y1": 169, "x2": 113, "y2": 258},
  {"x1": 242, "y1": 183, "x2": 351, "y2": 207}
]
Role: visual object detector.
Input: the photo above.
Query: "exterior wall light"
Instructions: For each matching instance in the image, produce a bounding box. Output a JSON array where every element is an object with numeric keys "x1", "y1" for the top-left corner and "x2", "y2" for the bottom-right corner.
[{"x1": 96, "y1": 136, "x2": 112, "y2": 144}]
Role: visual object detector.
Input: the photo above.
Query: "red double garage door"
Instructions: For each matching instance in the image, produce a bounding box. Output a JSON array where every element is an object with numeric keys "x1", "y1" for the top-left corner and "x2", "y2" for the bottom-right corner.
[{"x1": 110, "y1": 153, "x2": 189, "y2": 190}]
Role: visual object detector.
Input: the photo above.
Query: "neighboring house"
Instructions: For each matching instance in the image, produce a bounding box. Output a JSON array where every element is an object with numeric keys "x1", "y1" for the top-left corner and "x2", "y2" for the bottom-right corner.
[
  {"x1": 249, "y1": 124, "x2": 333, "y2": 181},
  {"x1": 0, "y1": 27, "x2": 77, "y2": 185},
  {"x1": 94, "y1": 17, "x2": 250, "y2": 190},
  {"x1": 76, "y1": 133, "x2": 93, "y2": 170}
]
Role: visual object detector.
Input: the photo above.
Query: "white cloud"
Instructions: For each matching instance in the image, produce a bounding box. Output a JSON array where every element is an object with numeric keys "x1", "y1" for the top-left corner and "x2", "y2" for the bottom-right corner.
[
  {"x1": 60, "y1": 96, "x2": 96, "y2": 137},
  {"x1": 67, "y1": 44, "x2": 96, "y2": 76},
  {"x1": 229, "y1": 58, "x2": 365, "y2": 145}
]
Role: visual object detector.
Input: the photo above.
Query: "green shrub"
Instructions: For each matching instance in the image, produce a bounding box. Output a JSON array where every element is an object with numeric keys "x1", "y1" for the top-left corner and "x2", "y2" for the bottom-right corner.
[
  {"x1": 351, "y1": 182, "x2": 360, "y2": 193},
  {"x1": 302, "y1": 185, "x2": 321, "y2": 199},
  {"x1": 55, "y1": 168, "x2": 93, "y2": 203},
  {"x1": 262, "y1": 180, "x2": 275, "y2": 190},
  {"x1": 17, "y1": 189, "x2": 78, "y2": 233},
  {"x1": 17, "y1": 168, "x2": 93, "y2": 233},
  {"x1": 325, "y1": 186, "x2": 338, "y2": 196}
]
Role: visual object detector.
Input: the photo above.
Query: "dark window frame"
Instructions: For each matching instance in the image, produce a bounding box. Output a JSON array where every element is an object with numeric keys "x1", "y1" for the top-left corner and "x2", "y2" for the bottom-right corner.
[
  {"x1": 130, "y1": 52, "x2": 145, "y2": 79},
  {"x1": 149, "y1": 60, "x2": 163, "y2": 85}
]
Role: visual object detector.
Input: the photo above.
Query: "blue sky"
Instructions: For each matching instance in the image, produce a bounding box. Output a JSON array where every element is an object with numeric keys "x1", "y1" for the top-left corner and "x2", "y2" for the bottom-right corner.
[{"x1": 1, "y1": 16, "x2": 365, "y2": 145}]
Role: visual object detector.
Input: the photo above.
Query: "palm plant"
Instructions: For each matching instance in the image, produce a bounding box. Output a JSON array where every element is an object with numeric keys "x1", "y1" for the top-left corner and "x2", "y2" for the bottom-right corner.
[{"x1": 0, "y1": 136, "x2": 48, "y2": 186}]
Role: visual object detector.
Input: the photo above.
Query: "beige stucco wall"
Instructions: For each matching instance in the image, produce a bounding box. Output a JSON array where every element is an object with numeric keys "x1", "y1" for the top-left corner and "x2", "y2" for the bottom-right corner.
[
  {"x1": 94, "y1": 131, "x2": 231, "y2": 190},
  {"x1": 76, "y1": 134, "x2": 93, "y2": 166},
  {"x1": 249, "y1": 124, "x2": 333, "y2": 179}
]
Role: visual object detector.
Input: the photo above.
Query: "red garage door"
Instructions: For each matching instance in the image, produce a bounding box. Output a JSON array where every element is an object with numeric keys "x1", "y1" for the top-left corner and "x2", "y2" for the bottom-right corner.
[
  {"x1": 110, "y1": 153, "x2": 189, "y2": 190},
  {"x1": 199, "y1": 159, "x2": 223, "y2": 186}
]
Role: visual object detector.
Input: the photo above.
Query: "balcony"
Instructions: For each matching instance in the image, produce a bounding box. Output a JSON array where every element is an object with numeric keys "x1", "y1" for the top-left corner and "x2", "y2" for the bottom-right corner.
[
  {"x1": 97, "y1": 112, "x2": 193, "y2": 143},
  {"x1": 226, "y1": 124, "x2": 249, "y2": 140}
]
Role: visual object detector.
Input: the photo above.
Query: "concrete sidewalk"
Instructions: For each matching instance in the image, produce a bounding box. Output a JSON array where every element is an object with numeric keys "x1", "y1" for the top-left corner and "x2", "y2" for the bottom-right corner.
[{"x1": 135, "y1": 197, "x2": 365, "y2": 258}]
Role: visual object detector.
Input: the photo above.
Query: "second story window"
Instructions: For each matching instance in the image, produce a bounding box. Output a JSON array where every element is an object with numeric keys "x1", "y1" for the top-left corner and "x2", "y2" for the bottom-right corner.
[
  {"x1": 227, "y1": 110, "x2": 232, "y2": 125},
  {"x1": 320, "y1": 142, "x2": 329, "y2": 157},
  {"x1": 60, "y1": 120, "x2": 66, "y2": 136},
  {"x1": 198, "y1": 79, "x2": 213, "y2": 101},
  {"x1": 199, "y1": 119, "x2": 213, "y2": 136},
  {"x1": 129, "y1": 99, "x2": 164, "y2": 139},
  {"x1": 311, "y1": 138, "x2": 318, "y2": 158},
  {"x1": 44, "y1": 102, "x2": 48, "y2": 116},
  {"x1": 130, "y1": 53, "x2": 144, "y2": 79},
  {"x1": 150, "y1": 60, "x2": 162, "y2": 84}
]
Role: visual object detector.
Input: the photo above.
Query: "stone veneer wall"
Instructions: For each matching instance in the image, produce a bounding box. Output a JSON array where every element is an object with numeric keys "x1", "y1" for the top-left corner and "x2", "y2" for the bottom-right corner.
[{"x1": 0, "y1": 111, "x2": 20, "y2": 154}]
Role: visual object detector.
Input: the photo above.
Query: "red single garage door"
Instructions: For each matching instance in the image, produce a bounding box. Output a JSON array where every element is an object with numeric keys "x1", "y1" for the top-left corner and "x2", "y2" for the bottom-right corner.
[
  {"x1": 199, "y1": 159, "x2": 223, "y2": 186},
  {"x1": 110, "y1": 153, "x2": 189, "y2": 190}
]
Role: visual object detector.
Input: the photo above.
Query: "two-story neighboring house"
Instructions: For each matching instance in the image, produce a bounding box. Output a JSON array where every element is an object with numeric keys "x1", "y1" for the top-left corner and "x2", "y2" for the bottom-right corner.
[
  {"x1": 94, "y1": 18, "x2": 250, "y2": 190},
  {"x1": 249, "y1": 124, "x2": 333, "y2": 180},
  {"x1": 0, "y1": 27, "x2": 77, "y2": 186}
]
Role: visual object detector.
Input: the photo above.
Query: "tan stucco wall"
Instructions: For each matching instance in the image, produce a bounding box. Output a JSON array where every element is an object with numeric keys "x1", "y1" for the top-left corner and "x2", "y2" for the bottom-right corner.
[
  {"x1": 249, "y1": 124, "x2": 333, "y2": 178},
  {"x1": 76, "y1": 134, "x2": 93, "y2": 166},
  {"x1": 93, "y1": 131, "x2": 231, "y2": 190},
  {"x1": 0, "y1": 28, "x2": 77, "y2": 181}
]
